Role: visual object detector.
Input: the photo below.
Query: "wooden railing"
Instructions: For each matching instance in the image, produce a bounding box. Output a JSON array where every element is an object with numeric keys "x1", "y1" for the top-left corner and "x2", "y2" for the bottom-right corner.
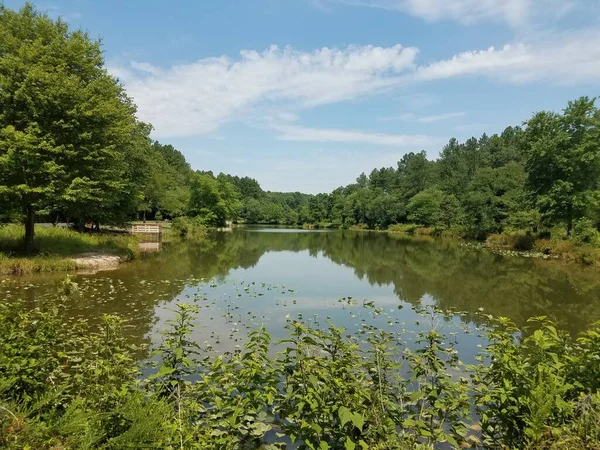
[{"x1": 131, "y1": 223, "x2": 162, "y2": 234}]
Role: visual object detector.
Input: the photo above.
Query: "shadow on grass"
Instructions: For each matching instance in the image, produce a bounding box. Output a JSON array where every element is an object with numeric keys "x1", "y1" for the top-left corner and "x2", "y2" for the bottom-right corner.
[{"x1": 0, "y1": 225, "x2": 139, "y2": 267}]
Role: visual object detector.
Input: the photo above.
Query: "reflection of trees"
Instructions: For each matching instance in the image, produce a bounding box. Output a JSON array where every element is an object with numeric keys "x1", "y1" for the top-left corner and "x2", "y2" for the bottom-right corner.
[
  {"x1": 207, "y1": 230, "x2": 600, "y2": 333},
  {"x1": 7, "y1": 230, "x2": 600, "y2": 343}
]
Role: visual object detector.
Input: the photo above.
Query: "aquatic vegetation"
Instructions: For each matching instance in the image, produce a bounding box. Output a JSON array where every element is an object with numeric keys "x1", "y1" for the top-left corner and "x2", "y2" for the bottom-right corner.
[{"x1": 1, "y1": 279, "x2": 600, "y2": 449}]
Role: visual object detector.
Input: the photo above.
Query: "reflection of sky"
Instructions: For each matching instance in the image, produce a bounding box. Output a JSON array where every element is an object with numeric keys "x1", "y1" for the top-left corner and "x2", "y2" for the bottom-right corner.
[{"x1": 148, "y1": 249, "x2": 487, "y2": 364}]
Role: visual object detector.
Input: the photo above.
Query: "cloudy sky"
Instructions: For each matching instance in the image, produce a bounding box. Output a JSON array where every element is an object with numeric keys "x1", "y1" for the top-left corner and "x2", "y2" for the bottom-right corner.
[{"x1": 6, "y1": 0, "x2": 600, "y2": 192}]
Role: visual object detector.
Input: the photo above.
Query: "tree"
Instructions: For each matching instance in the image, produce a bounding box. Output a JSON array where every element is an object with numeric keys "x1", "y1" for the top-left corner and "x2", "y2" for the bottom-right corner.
[
  {"x1": 439, "y1": 194, "x2": 462, "y2": 228},
  {"x1": 407, "y1": 189, "x2": 444, "y2": 227},
  {"x1": 524, "y1": 97, "x2": 600, "y2": 235},
  {"x1": 188, "y1": 173, "x2": 240, "y2": 227},
  {"x1": 462, "y1": 162, "x2": 526, "y2": 235},
  {"x1": 0, "y1": 4, "x2": 143, "y2": 251},
  {"x1": 139, "y1": 141, "x2": 191, "y2": 220},
  {"x1": 397, "y1": 151, "x2": 437, "y2": 201}
]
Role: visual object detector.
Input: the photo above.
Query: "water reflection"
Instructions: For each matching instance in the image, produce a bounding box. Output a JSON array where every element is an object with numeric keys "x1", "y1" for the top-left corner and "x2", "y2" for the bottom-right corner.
[{"x1": 2, "y1": 228, "x2": 600, "y2": 352}]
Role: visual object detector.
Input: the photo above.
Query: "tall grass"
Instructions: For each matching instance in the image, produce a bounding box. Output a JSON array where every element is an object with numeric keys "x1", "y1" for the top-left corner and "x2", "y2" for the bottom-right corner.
[{"x1": 0, "y1": 224, "x2": 139, "y2": 274}]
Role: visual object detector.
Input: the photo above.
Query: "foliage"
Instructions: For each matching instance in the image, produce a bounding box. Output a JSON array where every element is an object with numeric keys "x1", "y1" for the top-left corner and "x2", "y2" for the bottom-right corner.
[
  {"x1": 524, "y1": 97, "x2": 600, "y2": 235},
  {"x1": 473, "y1": 315, "x2": 600, "y2": 449},
  {"x1": 171, "y1": 216, "x2": 208, "y2": 239},
  {"x1": 572, "y1": 218, "x2": 599, "y2": 245},
  {"x1": 406, "y1": 189, "x2": 444, "y2": 227},
  {"x1": 188, "y1": 172, "x2": 240, "y2": 227},
  {"x1": 225, "y1": 97, "x2": 600, "y2": 250},
  {"x1": 2, "y1": 287, "x2": 600, "y2": 449},
  {"x1": 0, "y1": 4, "x2": 149, "y2": 250}
]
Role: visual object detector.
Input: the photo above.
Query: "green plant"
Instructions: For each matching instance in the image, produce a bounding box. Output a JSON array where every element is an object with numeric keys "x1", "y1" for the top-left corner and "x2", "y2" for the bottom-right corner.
[
  {"x1": 572, "y1": 218, "x2": 599, "y2": 245},
  {"x1": 2, "y1": 287, "x2": 600, "y2": 449}
]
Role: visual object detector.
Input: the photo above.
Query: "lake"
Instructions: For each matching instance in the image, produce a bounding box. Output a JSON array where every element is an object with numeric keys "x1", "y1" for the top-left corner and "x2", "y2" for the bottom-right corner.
[{"x1": 2, "y1": 227, "x2": 600, "y2": 361}]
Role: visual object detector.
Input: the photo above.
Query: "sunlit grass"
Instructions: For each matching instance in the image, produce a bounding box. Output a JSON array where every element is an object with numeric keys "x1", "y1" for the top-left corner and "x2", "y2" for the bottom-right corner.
[{"x1": 0, "y1": 224, "x2": 140, "y2": 274}]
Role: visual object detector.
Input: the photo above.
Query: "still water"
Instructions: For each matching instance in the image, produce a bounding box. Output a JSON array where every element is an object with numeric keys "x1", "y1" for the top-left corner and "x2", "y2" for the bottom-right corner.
[{"x1": 2, "y1": 227, "x2": 600, "y2": 359}]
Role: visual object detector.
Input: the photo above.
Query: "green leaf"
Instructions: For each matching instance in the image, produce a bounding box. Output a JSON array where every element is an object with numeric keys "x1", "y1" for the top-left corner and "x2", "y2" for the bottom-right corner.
[
  {"x1": 345, "y1": 437, "x2": 356, "y2": 450},
  {"x1": 338, "y1": 406, "x2": 352, "y2": 427},
  {"x1": 351, "y1": 412, "x2": 365, "y2": 431}
]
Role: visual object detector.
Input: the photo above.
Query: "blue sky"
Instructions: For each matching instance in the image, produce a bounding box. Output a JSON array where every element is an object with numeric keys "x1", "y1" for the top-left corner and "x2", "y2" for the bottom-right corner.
[{"x1": 5, "y1": 0, "x2": 600, "y2": 193}]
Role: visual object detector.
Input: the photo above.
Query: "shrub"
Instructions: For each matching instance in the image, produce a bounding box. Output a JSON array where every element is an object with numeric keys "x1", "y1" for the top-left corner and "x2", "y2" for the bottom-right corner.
[
  {"x1": 2, "y1": 292, "x2": 600, "y2": 449},
  {"x1": 514, "y1": 235, "x2": 535, "y2": 251},
  {"x1": 485, "y1": 233, "x2": 515, "y2": 248},
  {"x1": 413, "y1": 227, "x2": 434, "y2": 235},
  {"x1": 572, "y1": 218, "x2": 599, "y2": 245},
  {"x1": 171, "y1": 216, "x2": 207, "y2": 238},
  {"x1": 387, "y1": 223, "x2": 418, "y2": 233}
]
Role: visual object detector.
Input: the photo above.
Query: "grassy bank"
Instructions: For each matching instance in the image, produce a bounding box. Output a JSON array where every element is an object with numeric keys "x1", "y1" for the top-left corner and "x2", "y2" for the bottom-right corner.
[
  {"x1": 385, "y1": 223, "x2": 600, "y2": 266},
  {"x1": 0, "y1": 225, "x2": 139, "y2": 275}
]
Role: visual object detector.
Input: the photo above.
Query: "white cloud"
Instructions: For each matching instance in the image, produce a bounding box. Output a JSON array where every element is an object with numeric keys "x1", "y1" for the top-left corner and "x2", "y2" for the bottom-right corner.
[
  {"x1": 413, "y1": 28, "x2": 600, "y2": 84},
  {"x1": 112, "y1": 27, "x2": 600, "y2": 140},
  {"x1": 380, "y1": 111, "x2": 465, "y2": 122},
  {"x1": 271, "y1": 123, "x2": 441, "y2": 147},
  {"x1": 328, "y1": 0, "x2": 574, "y2": 26},
  {"x1": 110, "y1": 44, "x2": 418, "y2": 138}
]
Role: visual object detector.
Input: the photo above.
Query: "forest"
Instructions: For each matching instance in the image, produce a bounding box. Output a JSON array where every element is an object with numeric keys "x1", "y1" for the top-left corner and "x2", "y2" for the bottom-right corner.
[
  {"x1": 230, "y1": 100, "x2": 600, "y2": 246},
  {"x1": 2, "y1": 4, "x2": 600, "y2": 253}
]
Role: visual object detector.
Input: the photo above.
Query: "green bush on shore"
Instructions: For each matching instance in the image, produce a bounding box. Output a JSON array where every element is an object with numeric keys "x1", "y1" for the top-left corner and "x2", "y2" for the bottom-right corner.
[{"x1": 0, "y1": 225, "x2": 139, "y2": 274}]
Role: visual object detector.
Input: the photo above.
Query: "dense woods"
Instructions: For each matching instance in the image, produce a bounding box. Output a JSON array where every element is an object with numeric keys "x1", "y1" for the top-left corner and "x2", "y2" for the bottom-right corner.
[
  {"x1": 2, "y1": 4, "x2": 600, "y2": 252},
  {"x1": 231, "y1": 98, "x2": 600, "y2": 245},
  {"x1": 0, "y1": 5, "x2": 240, "y2": 250}
]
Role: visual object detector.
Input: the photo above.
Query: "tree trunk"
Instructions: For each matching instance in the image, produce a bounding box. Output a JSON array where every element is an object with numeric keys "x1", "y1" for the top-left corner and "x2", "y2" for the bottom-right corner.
[
  {"x1": 143, "y1": 210, "x2": 146, "y2": 223},
  {"x1": 24, "y1": 204, "x2": 35, "y2": 254}
]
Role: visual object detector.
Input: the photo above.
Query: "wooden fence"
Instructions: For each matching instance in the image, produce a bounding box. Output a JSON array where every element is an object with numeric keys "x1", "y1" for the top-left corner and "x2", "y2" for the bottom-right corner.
[{"x1": 131, "y1": 223, "x2": 162, "y2": 234}]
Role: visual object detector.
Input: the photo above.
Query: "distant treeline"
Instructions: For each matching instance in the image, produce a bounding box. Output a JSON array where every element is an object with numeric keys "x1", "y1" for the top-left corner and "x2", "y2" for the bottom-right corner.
[
  {"x1": 226, "y1": 97, "x2": 600, "y2": 243},
  {"x1": 2, "y1": 4, "x2": 600, "y2": 251}
]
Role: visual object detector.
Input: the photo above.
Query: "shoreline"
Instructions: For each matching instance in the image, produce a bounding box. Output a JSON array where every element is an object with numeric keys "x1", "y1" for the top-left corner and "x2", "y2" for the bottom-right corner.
[{"x1": 241, "y1": 222, "x2": 600, "y2": 267}]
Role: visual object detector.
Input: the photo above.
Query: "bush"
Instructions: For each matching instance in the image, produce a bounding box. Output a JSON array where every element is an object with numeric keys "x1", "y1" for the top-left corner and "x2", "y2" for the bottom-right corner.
[
  {"x1": 1, "y1": 296, "x2": 600, "y2": 449},
  {"x1": 171, "y1": 216, "x2": 207, "y2": 238},
  {"x1": 572, "y1": 218, "x2": 599, "y2": 245},
  {"x1": 485, "y1": 233, "x2": 515, "y2": 248},
  {"x1": 387, "y1": 223, "x2": 418, "y2": 234},
  {"x1": 413, "y1": 227, "x2": 434, "y2": 235},
  {"x1": 349, "y1": 223, "x2": 368, "y2": 231},
  {"x1": 514, "y1": 235, "x2": 535, "y2": 251}
]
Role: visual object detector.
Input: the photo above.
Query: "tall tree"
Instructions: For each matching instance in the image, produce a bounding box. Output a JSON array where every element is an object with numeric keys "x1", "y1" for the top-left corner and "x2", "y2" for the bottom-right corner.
[
  {"x1": 0, "y1": 4, "x2": 143, "y2": 250},
  {"x1": 524, "y1": 97, "x2": 600, "y2": 235},
  {"x1": 188, "y1": 172, "x2": 240, "y2": 227}
]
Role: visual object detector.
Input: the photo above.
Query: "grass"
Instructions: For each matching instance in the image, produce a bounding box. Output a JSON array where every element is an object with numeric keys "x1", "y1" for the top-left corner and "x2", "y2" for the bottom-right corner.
[
  {"x1": 385, "y1": 223, "x2": 600, "y2": 266},
  {"x1": 0, "y1": 224, "x2": 140, "y2": 274}
]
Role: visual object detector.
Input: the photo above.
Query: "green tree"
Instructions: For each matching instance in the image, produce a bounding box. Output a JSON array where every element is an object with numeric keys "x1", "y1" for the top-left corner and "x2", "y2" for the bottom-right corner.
[
  {"x1": 406, "y1": 189, "x2": 444, "y2": 227},
  {"x1": 188, "y1": 173, "x2": 240, "y2": 227},
  {"x1": 462, "y1": 162, "x2": 526, "y2": 236},
  {"x1": 524, "y1": 97, "x2": 600, "y2": 235},
  {"x1": 396, "y1": 151, "x2": 437, "y2": 201},
  {"x1": 0, "y1": 4, "x2": 143, "y2": 250}
]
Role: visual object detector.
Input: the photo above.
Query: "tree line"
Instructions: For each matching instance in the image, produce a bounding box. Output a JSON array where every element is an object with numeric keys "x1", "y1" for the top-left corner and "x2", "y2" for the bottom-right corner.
[
  {"x1": 0, "y1": 4, "x2": 242, "y2": 251},
  {"x1": 231, "y1": 97, "x2": 600, "y2": 243},
  {"x1": 2, "y1": 4, "x2": 600, "y2": 252}
]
